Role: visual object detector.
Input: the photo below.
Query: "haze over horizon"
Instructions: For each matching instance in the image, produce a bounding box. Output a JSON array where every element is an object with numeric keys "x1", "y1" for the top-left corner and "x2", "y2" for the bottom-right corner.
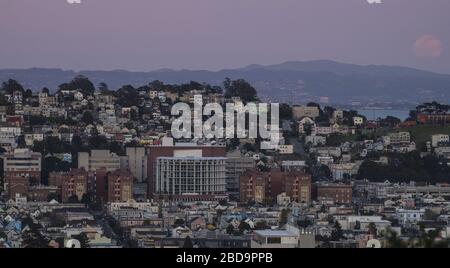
[
  {"x1": 1, "y1": 59, "x2": 449, "y2": 76},
  {"x1": 1, "y1": 0, "x2": 449, "y2": 73}
]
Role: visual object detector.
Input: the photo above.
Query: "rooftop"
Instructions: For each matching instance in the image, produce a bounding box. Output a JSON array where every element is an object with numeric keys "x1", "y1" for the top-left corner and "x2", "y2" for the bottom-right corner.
[{"x1": 253, "y1": 230, "x2": 297, "y2": 238}]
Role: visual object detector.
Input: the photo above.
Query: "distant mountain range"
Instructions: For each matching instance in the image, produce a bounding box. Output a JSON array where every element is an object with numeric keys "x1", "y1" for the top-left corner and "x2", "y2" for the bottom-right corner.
[{"x1": 1, "y1": 60, "x2": 450, "y2": 105}]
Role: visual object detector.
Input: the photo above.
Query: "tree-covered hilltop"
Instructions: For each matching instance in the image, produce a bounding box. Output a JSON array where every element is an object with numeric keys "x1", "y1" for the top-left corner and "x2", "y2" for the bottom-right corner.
[
  {"x1": 223, "y1": 78, "x2": 258, "y2": 103},
  {"x1": 0, "y1": 76, "x2": 255, "y2": 106},
  {"x1": 357, "y1": 152, "x2": 450, "y2": 183},
  {"x1": 3, "y1": 60, "x2": 450, "y2": 104},
  {"x1": 57, "y1": 75, "x2": 96, "y2": 97}
]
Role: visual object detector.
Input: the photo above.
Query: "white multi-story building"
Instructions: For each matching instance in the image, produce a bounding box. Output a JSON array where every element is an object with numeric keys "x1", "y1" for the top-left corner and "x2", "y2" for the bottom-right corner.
[
  {"x1": 278, "y1": 145, "x2": 294, "y2": 154},
  {"x1": 0, "y1": 127, "x2": 21, "y2": 136},
  {"x1": 315, "y1": 126, "x2": 333, "y2": 136},
  {"x1": 155, "y1": 156, "x2": 227, "y2": 200},
  {"x1": 0, "y1": 130, "x2": 17, "y2": 150},
  {"x1": 432, "y1": 134, "x2": 449, "y2": 147},
  {"x1": 396, "y1": 209, "x2": 425, "y2": 224},
  {"x1": 388, "y1": 132, "x2": 411, "y2": 145}
]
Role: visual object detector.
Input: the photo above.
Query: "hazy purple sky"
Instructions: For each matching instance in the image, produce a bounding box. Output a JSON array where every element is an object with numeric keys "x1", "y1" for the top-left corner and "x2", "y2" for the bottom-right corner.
[{"x1": 1, "y1": 0, "x2": 449, "y2": 73}]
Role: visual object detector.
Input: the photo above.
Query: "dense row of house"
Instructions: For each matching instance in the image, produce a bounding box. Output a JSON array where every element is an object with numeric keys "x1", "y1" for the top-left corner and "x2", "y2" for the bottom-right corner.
[{"x1": 1, "y1": 83, "x2": 450, "y2": 248}]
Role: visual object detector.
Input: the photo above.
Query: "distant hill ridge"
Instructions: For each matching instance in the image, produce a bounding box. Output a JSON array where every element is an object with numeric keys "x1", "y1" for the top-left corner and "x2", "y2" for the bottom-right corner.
[{"x1": 1, "y1": 60, "x2": 449, "y2": 103}]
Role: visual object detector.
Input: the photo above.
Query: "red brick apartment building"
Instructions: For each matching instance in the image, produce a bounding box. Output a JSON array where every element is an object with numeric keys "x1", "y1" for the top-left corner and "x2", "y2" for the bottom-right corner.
[
  {"x1": 2, "y1": 149, "x2": 42, "y2": 198},
  {"x1": 317, "y1": 184, "x2": 353, "y2": 204},
  {"x1": 107, "y1": 170, "x2": 133, "y2": 202},
  {"x1": 239, "y1": 169, "x2": 311, "y2": 204},
  {"x1": 417, "y1": 113, "x2": 450, "y2": 125},
  {"x1": 49, "y1": 168, "x2": 90, "y2": 202},
  {"x1": 5, "y1": 175, "x2": 29, "y2": 199},
  {"x1": 49, "y1": 168, "x2": 133, "y2": 203}
]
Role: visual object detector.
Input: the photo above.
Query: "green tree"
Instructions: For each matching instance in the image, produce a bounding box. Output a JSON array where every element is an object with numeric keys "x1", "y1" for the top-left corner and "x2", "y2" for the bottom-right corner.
[
  {"x1": 379, "y1": 116, "x2": 401, "y2": 128},
  {"x1": 1, "y1": 79, "x2": 24, "y2": 94},
  {"x1": 0, "y1": 230, "x2": 6, "y2": 240},
  {"x1": 72, "y1": 233, "x2": 90, "y2": 248},
  {"x1": 81, "y1": 193, "x2": 91, "y2": 205},
  {"x1": 98, "y1": 82, "x2": 110, "y2": 93},
  {"x1": 21, "y1": 218, "x2": 49, "y2": 248},
  {"x1": 41, "y1": 156, "x2": 70, "y2": 185},
  {"x1": 47, "y1": 192, "x2": 60, "y2": 202},
  {"x1": 303, "y1": 123, "x2": 314, "y2": 136},
  {"x1": 279, "y1": 209, "x2": 290, "y2": 227},
  {"x1": 223, "y1": 78, "x2": 258, "y2": 103},
  {"x1": 368, "y1": 222, "x2": 377, "y2": 237},
  {"x1": 24, "y1": 89, "x2": 33, "y2": 99},
  {"x1": 173, "y1": 218, "x2": 185, "y2": 227},
  {"x1": 238, "y1": 221, "x2": 251, "y2": 234},
  {"x1": 416, "y1": 225, "x2": 449, "y2": 248},
  {"x1": 385, "y1": 229, "x2": 408, "y2": 248},
  {"x1": 385, "y1": 227, "x2": 450, "y2": 248},
  {"x1": 22, "y1": 231, "x2": 49, "y2": 248},
  {"x1": 116, "y1": 85, "x2": 139, "y2": 107},
  {"x1": 279, "y1": 103, "x2": 292, "y2": 120},
  {"x1": 71, "y1": 135, "x2": 83, "y2": 152},
  {"x1": 82, "y1": 111, "x2": 94, "y2": 125},
  {"x1": 331, "y1": 221, "x2": 343, "y2": 241},
  {"x1": 88, "y1": 135, "x2": 109, "y2": 149},
  {"x1": 297, "y1": 219, "x2": 312, "y2": 228},
  {"x1": 255, "y1": 221, "x2": 268, "y2": 230},
  {"x1": 67, "y1": 195, "x2": 80, "y2": 203},
  {"x1": 183, "y1": 236, "x2": 194, "y2": 248},
  {"x1": 58, "y1": 75, "x2": 95, "y2": 97},
  {"x1": 226, "y1": 224, "x2": 234, "y2": 235},
  {"x1": 17, "y1": 135, "x2": 26, "y2": 148},
  {"x1": 424, "y1": 209, "x2": 438, "y2": 221}
]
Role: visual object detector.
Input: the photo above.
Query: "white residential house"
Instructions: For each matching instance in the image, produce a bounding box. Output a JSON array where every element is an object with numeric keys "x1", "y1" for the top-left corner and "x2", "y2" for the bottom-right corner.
[
  {"x1": 388, "y1": 132, "x2": 411, "y2": 144},
  {"x1": 396, "y1": 209, "x2": 425, "y2": 224},
  {"x1": 434, "y1": 147, "x2": 450, "y2": 159},
  {"x1": 251, "y1": 224, "x2": 315, "y2": 248},
  {"x1": 432, "y1": 134, "x2": 449, "y2": 147},
  {"x1": 277, "y1": 193, "x2": 291, "y2": 206},
  {"x1": 149, "y1": 90, "x2": 159, "y2": 99},
  {"x1": 353, "y1": 116, "x2": 364, "y2": 126},
  {"x1": 315, "y1": 126, "x2": 333, "y2": 136},
  {"x1": 317, "y1": 156, "x2": 334, "y2": 166},
  {"x1": 278, "y1": 145, "x2": 294, "y2": 154}
]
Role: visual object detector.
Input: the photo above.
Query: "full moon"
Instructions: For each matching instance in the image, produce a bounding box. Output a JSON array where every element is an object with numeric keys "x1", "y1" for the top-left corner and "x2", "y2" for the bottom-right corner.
[{"x1": 414, "y1": 35, "x2": 443, "y2": 58}]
